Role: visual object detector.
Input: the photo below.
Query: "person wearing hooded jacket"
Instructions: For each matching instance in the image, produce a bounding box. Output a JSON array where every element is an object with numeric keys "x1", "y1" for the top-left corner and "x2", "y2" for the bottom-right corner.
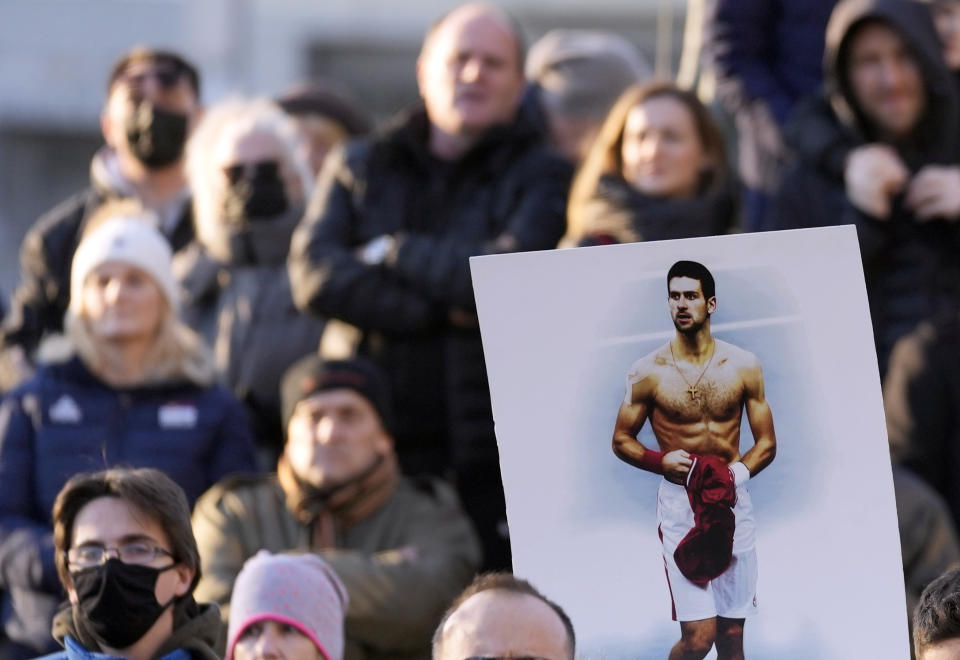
[
  {"x1": 0, "y1": 49, "x2": 202, "y2": 391},
  {"x1": 175, "y1": 98, "x2": 325, "y2": 461},
  {"x1": 777, "y1": 0, "x2": 960, "y2": 221},
  {"x1": 767, "y1": 0, "x2": 960, "y2": 376},
  {"x1": 41, "y1": 467, "x2": 222, "y2": 660},
  {"x1": 0, "y1": 206, "x2": 256, "y2": 659},
  {"x1": 287, "y1": 4, "x2": 571, "y2": 571}
]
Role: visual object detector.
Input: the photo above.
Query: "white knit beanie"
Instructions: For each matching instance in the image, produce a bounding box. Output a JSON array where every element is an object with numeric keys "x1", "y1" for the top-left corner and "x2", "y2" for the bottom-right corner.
[
  {"x1": 69, "y1": 217, "x2": 179, "y2": 314},
  {"x1": 226, "y1": 551, "x2": 349, "y2": 660}
]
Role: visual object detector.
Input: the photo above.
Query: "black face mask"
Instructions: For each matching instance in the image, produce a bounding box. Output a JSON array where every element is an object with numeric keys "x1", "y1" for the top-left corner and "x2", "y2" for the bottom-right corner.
[
  {"x1": 72, "y1": 559, "x2": 178, "y2": 650},
  {"x1": 124, "y1": 101, "x2": 189, "y2": 169},
  {"x1": 221, "y1": 160, "x2": 290, "y2": 223}
]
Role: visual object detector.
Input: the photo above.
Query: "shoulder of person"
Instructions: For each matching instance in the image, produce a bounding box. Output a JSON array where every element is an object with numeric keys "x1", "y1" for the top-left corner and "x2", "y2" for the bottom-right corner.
[
  {"x1": 506, "y1": 138, "x2": 573, "y2": 181},
  {"x1": 630, "y1": 345, "x2": 669, "y2": 377},
  {"x1": 12, "y1": 356, "x2": 89, "y2": 396},
  {"x1": 194, "y1": 472, "x2": 279, "y2": 513},
  {"x1": 173, "y1": 242, "x2": 224, "y2": 304},
  {"x1": 26, "y1": 188, "x2": 103, "y2": 255},
  {"x1": 718, "y1": 340, "x2": 761, "y2": 371},
  {"x1": 402, "y1": 475, "x2": 465, "y2": 508}
]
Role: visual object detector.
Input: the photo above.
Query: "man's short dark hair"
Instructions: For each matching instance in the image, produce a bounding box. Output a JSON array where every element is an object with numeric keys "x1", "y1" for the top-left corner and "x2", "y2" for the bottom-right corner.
[
  {"x1": 421, "y1": 4, "x2": 527, "y2": 73},
  {"x1": 914, "y1": 567, "x2": 960, "y2": 657},
  {"x1": 432, "y1": 572, "x2": 575, "y2": 659},
  {"x1": 107, "y1": 47, "x2": 201, "y2": 97},
  {"x1": 52, "y1": 467, "x2": 201, "y2": 591},
  {"x1": 667, "y1": 260, "x2": 716, "y2": 300}
]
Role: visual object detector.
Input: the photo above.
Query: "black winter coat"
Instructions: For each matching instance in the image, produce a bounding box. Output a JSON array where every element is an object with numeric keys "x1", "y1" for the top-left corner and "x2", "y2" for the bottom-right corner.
[{"x1": 289, "y1": 108, "x2": 571, "y2": 468}]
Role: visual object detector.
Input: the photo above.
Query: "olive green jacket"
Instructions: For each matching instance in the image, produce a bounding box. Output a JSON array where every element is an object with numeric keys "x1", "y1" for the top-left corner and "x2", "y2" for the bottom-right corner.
[{"x1": 192, "y1": 474, "x2": 481, "y2": 660}]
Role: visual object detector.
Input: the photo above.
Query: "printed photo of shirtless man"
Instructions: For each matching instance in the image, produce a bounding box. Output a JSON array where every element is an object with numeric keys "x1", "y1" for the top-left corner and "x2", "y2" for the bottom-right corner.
[{"x1": 612, "y1": 260, "x2": 777, "y2": 660}]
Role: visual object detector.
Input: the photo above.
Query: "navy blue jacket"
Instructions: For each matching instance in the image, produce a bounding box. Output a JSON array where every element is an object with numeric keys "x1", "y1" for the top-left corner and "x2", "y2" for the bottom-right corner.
[
  {"x1": 705, "y1": 0, "x2": 837, "y2": 126},
  {"x1": 0, "y1": 357, "x2": 255, "y2": 653},
  {"x1": 703, "y1": 0, "x2": 837, "y2": 191}
]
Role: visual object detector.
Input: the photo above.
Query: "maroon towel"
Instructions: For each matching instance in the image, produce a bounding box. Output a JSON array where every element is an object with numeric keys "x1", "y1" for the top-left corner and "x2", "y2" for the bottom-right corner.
[{"x1": 674, "y1": 455, "x2": 737, "y2": 587}]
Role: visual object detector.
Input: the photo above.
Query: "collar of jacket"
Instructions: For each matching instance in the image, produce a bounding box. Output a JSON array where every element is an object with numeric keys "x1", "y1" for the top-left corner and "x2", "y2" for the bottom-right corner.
[
  {"x1": 47, "y1": 356, "x2": 199, "y2": 397},
  {"x1": 53, "y1": 599, "x2": 222, "y2": 660},
  {"x1": 378, "y1": 102, "x2": 544, "y2": 175},
  {"x1": 277, "y1": 449, "x2": 401, "y2": 530}
]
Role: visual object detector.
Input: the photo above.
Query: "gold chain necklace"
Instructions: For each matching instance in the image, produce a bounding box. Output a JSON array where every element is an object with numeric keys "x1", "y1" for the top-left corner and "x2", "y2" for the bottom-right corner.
[{"x1": 670, "y1": 340, "x2": 716, "y2": 401}]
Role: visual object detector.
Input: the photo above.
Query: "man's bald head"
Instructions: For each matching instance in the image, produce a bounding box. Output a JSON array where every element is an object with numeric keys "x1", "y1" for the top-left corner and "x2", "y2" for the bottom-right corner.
[
  {"x1": 421, "y1": 3, "x2": 526, "y2": 71},
  {"x1": 432, "y1": 573, "x2": 574, "y2": 660},
  {"x1": 417, "y1": 4, "x2": 527, "y2": 158}
]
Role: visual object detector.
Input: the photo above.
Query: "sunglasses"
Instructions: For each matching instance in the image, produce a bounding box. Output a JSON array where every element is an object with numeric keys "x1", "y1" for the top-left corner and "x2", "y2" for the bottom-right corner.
[{"x1": 223, "y1": 160, "x2": 282, "y2": 184}]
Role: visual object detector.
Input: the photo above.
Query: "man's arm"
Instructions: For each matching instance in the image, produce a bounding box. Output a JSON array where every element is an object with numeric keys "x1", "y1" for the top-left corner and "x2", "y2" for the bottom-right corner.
[
  {"x1": 319, "y1": 479, "x2": 481, "y2": 653},
  {"x1": 383, "y1": 146, "x2": 571, "y2": 309},
  {"x1": 612, "y1": 370, "x2": 691, "y2": 483},
  {"x1": 705, "y1": 0, "x2": 793, "y2": 124},
  {"x1": 287, "y1": 144, "x2": 441, "y2": 335},
  {"x1": 740, "y1": 357, "x2": 777, "y2": 476}
]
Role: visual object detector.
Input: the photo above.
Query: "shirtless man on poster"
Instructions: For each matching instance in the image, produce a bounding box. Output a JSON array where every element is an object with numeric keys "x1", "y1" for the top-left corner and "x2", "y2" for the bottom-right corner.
[{"x1": 612, "y1": 260, "x2": 776, "y2": 660}]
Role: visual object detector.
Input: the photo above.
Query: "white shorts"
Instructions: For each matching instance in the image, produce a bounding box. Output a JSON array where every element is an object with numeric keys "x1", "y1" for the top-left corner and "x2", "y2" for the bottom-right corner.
[{"x1": 657, "y1": 478, "x2": 759, "y2": 622}]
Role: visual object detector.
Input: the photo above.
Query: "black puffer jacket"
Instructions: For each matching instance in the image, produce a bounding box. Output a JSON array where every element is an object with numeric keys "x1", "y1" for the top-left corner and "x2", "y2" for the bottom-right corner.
[
  {"x1": 577, "y1": 175, "x2": 736, "y2": 246},
  {"x1": 767, "y1": 0, "x2": 960, "y2": 374},
  {"x1": 289, "y1": 107, "x2": 571, "y2": 468}
]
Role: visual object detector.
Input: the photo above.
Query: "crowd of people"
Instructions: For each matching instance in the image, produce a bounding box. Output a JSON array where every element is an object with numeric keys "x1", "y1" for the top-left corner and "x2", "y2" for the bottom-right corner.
[{"x1": 2, "y1": 0, "x2": 960, "y2": 657}]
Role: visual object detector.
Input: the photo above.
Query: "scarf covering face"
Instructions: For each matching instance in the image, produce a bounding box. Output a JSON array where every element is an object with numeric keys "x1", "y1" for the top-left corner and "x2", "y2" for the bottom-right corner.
[{"x1": 277, "y1": 448, "x2": 400, "y2": 549}]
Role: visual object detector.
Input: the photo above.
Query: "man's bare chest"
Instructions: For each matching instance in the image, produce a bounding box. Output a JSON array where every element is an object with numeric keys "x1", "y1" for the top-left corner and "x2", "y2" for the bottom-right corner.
[{"x1": 653, "y1": 363, "x2": 744, "y2": 422}]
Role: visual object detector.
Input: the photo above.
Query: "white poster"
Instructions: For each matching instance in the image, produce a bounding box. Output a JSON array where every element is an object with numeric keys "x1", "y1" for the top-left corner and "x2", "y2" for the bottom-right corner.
[{"x1": 471, "y1": 226, "x2": 908, "y2": 659}]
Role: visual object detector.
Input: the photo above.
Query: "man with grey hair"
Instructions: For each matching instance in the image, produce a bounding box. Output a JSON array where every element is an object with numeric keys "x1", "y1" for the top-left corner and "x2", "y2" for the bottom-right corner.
[
  {"x1": 432, "y1": 573, "x2": 575, "y2": 660},
  {"x1": 289, "y1": 2, "x2": 571, "y2": 570},
  {"x1": 526, "y1": 29, "x2": 651, "y2": 164}
]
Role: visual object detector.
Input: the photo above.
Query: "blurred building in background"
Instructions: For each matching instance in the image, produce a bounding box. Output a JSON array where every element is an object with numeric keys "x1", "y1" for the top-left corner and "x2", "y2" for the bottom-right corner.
[{"x1": 0, "y1": 0, "x2": 685, "y2": 293}]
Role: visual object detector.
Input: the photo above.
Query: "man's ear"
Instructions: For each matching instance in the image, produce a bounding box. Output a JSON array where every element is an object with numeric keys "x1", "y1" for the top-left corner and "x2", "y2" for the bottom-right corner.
[
  {"x1": 415, "y1": 55, "x2": 428, "y2": 102},
  {"x1": 173, "y1": 565, "x2": 196, "y2": 597},
  {"x1": 188, "y1": 104, "x2": 205, "y2": 132},
  {"x1": 707, "y1": 297, "x2": 717, "y2": 314},
  {"x1": 375, "y1": 428, "x2": 394, "y2": 455},
  {"x1": 100, "y1": 110, "x2": 114, "y2": 148}
]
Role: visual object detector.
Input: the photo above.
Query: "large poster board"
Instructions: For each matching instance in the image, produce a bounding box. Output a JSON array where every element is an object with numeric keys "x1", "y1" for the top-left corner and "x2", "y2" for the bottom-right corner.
[{"x1": 471, "y1": 226, "x2": 908, "y2": 658}]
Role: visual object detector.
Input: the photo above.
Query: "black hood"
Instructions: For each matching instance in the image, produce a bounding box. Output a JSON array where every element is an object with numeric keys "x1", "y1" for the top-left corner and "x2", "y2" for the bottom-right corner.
[{"x1": 824, "y1": 0, "x2": 959, "y2": 166}]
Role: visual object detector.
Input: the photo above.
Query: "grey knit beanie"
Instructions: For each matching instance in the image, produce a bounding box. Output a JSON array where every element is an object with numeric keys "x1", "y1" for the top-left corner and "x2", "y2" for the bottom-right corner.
[{"x1": 226, "y1": 551, "x2": 349, "y2": 660}]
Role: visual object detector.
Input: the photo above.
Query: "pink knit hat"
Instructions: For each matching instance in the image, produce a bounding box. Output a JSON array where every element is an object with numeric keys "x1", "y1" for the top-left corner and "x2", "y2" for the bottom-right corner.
[{"x1": 226, "y1": 551, "x2": 348, "y2": 660}]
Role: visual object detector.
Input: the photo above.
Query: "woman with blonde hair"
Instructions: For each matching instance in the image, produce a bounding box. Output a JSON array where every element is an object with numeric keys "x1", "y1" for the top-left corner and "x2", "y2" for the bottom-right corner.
[
  {"x1": 0, "y1": 201, "x2": 256, "y2": 657},
  {"x1": 565, "y1": 82, "x2": 736, "y2": 247}
]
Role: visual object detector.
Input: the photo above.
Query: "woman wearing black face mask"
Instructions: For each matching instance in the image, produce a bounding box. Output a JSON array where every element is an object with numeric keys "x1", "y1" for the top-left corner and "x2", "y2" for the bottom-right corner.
[
  {"x1": 177, "y1": 98, "x2": 325, "y2": 465},
  {"x1": 48, "y1": 467, "x2": 222, "y2": 660}
]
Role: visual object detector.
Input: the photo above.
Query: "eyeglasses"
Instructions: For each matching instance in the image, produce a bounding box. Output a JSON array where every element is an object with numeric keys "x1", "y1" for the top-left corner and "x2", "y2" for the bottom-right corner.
[
  {"x1": 66, "y1": 542, "x2": 174, "y2": 569},
  {"x1": 223, "y1": 160, "x2": 281, "y2": 184},
  {"x1": 117, "y1": 64, "x2": 185, "y2": 90}
]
